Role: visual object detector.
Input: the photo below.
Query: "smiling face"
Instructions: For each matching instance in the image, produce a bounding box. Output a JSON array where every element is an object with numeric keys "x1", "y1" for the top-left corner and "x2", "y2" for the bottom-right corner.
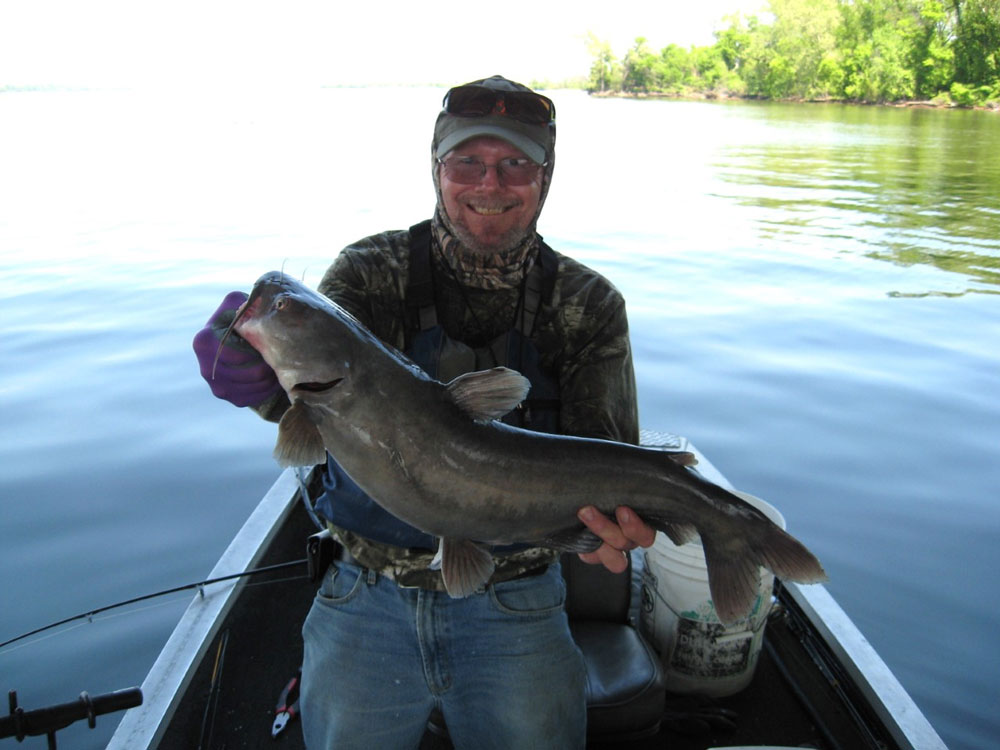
[{"x1": 438, "y1": 136, "x2": 543, "y2": 254}]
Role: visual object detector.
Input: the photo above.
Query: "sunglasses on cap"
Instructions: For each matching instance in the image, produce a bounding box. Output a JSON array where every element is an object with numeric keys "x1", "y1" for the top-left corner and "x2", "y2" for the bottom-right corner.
[{"x1": 442, "y1": 85, "x2": 556, "y2": 125}]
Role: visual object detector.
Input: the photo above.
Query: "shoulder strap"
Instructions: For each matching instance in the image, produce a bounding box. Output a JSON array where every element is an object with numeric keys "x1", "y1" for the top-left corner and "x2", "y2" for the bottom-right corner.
[
  {"x1": 520, "y1": 238, "x2": 558, "y2": 337},
  {"x1": 406, "y1": 222, "x2": 559, "y2": 338},
  {"x1": 406, "y1": 220, "x2": 437, "y2": 333}
]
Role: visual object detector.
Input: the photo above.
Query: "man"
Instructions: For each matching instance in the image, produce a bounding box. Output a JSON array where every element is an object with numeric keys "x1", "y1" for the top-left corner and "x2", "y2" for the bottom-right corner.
[{"x1": 194, "y1": 75, "x2": 654, "y2": 749}]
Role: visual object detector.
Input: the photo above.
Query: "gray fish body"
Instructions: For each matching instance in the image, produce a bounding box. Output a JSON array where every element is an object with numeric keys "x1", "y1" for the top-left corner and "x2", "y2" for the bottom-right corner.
[{"x1": 232, "y1": 271, "x2": 826, "y2": 622}]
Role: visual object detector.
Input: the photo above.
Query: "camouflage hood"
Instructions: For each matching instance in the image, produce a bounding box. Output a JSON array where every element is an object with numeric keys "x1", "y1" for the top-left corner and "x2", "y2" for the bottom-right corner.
[{"x1": 430, "y1": 75, "x2": 556, "y2": 290}]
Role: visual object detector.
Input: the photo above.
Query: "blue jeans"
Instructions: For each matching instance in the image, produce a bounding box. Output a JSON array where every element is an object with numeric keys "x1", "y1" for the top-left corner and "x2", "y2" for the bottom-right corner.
[{"x1": 300, "y1": 561, "x2": 587, "y2": 749}]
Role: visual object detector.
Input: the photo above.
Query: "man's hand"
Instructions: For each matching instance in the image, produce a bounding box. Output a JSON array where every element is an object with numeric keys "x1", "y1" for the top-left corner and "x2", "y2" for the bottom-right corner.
[
  {"x1": 192, "y1": 291, "x2": 283, "y2": 408},
  {"x1": 576, "y1": 506, "x2": 656, "y2": 573}
]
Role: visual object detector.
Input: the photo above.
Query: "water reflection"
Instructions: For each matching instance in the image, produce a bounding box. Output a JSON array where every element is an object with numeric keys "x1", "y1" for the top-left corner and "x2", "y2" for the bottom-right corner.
[{"x1": 714, "y1": 106, "x2": 1000, "y2": 296}]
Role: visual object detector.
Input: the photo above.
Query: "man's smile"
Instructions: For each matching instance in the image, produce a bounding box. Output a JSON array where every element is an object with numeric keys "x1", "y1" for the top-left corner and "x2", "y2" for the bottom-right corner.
[
  {"x1": 438, "y1": 136, "x2": 542, "y2": 253},
  {"x1": 464, "y1": 196, "x2": 521, "y2": 217}
]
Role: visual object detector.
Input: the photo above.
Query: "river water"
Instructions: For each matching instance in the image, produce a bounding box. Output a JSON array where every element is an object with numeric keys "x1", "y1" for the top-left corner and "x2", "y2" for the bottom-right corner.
[{"x1": 1, "y1": 87, "x2": 997, "y2": 749}]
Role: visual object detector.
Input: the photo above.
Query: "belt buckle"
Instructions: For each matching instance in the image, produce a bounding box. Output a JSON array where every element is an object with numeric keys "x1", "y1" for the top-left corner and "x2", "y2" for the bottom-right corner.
[{"x1": 391, "y1": 568, "x2": 446, "y2": 591}]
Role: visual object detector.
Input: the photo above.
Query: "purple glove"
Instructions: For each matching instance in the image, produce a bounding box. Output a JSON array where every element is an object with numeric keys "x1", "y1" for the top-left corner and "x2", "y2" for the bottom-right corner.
[{"x1": 193, "y1": 291, "x2": 283, "y2": 408}]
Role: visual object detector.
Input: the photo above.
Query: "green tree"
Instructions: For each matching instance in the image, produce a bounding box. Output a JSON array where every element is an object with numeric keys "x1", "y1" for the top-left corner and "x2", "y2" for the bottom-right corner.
[
  {"x1": 693, "y1": 44, "x2": 733, "y2": 90},
  {"x1": 837, "y1": 0, "x2": 920, "y2": 101},
  {"x1": 656, "y1": 44, "x2": 695, "y2": 92},
  {"x1": 910, "y1": 0, "x2": 955, "y2": 98},
  {"x1": 582, "y1": 0, "x2": 999, "y2": 104},
  {"x1": 724, "y1": 0, "x2": 840, "y2": 98},
  {"x1": 952, "y1": 0, "x2": 1000, "y2": 89},
  {"x1": 622, "y1": 37, "x2": 659, "y2": 91},
  {"x1": 715, "y1": 13, "x2": 755, "y2": 71},
  {"x1": 771, "y1": 0, "x2": 842, "y2": 97},
  {"x1": 586, "y1": 33, "x2": 619, "y2": 93}
]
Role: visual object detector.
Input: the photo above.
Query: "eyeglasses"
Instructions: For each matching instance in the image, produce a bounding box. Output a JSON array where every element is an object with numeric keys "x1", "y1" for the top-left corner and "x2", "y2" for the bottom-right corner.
[
  {"x1": 437, "y1": 155, "x2": 546, "y2": 186},
  {"x1": 442, "y1": 85, "x2": 556, "y2": 125}
]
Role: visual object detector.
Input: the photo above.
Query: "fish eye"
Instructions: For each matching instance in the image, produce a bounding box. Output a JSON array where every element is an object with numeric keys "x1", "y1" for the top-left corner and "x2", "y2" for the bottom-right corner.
[{"x1": 274, "y1": 295, "x2": 289, "y2": 311}]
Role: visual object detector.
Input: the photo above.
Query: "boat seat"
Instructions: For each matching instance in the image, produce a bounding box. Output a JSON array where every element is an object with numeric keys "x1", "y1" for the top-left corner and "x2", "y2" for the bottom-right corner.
[
  {"x1": 562, "y1": 552, "x2": 666, "y2": 742},
  {"x1": 425, "y1": 553, "x2": 665, "y2": 744}
]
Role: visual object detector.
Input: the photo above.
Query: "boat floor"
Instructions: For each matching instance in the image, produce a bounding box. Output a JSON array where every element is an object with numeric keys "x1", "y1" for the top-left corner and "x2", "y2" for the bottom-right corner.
[{"x1": 159, "y1": 502, "x2": 892, "y2": 750}]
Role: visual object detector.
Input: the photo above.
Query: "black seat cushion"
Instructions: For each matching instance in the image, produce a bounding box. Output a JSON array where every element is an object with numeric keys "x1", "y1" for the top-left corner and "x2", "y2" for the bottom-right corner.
[{"x1": 571, "y1": 620, "x2": 666, "y2": 742}]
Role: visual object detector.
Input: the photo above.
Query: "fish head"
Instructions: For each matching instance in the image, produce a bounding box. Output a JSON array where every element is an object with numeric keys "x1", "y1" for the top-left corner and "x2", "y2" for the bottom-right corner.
[{"x1": 228, "y1": 271, "x2": 354, "y2": 403}]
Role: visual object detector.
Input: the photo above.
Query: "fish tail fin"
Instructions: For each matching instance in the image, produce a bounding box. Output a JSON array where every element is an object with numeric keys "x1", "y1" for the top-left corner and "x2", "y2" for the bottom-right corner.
[
  {"x1": 759, "y1": 524, "x2": 828, "y2": 585},
  {"x1": 700, "y1": 536, "x2": 764, "y2": 625},
  {"x1": 701, "y1": 524, "x2": 827, "y2": 625}
]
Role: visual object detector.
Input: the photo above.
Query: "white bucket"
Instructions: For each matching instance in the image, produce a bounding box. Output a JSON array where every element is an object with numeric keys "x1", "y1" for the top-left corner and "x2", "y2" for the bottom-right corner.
[{"x1": 638, "y1": 491, "x2": 785, "y2": 697}]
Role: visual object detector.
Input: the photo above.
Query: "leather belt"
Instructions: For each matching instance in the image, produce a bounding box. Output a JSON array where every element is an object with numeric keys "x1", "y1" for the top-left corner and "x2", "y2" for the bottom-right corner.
[{"x1": 334, "y1": 544, "x2": 547, "y2": 591}]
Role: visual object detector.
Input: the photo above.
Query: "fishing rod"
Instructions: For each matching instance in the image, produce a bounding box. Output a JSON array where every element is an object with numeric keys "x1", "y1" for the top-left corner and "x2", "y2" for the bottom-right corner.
[
  {"x1": 0, "y1": 558, "x2": 308, "y2": 651},
  {"x1": 3, "y1": 467, "x2": 325, "y2": 653},
  {"x1": 2, "y1": 687, "x2": 143, "y2": 748}
]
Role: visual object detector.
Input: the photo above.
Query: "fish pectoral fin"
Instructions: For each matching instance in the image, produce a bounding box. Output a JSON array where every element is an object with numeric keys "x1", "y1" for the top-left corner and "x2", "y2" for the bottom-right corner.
[
  {"x1": 274, "y1": 402, "x2": 327, "y2": 467},
  {"x1": 541, "y1": 527, "x2": 603, "y2": 554},
  {"x1": 440, "y1": 538, "x2": 495, "y2": 597},
  {"x1": 429, "y1": 539, "x2": 444, "y2": 570},
  {"x1": 445, "y1": 367, "x2": 531, "y2": 421}
]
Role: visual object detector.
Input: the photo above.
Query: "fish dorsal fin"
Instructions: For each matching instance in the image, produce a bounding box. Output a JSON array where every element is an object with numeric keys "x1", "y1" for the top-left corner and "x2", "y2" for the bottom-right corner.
[
  {"x1": 665, "y1": 450, "x2": 698, "y2": 467},
  {"x1": 445, "y1": 367, "x2": 530, "y2": 422},
  {"x1": 439, "y1": 538, "x2": 496, "y2": 597},
  {"x1": 274, "y1": 402, "x2": 327, "y2": 467}
]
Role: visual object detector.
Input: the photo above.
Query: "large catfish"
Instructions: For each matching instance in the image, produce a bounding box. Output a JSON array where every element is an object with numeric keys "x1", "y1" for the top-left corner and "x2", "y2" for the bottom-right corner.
[{"x1": 223, "y1": 271, "x2": 826, "y2": 623}]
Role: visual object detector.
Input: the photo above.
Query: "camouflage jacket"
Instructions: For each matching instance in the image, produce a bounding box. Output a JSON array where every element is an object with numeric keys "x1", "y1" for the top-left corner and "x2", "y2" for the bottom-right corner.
[{"x1": 265, "y1": 225, "x2": 640, "y2": 584}]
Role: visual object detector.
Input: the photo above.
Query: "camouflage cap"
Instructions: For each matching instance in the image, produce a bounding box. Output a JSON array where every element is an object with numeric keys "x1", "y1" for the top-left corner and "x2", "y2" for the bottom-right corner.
[{"x1": 433, "y1": 75, "x2": 555, "y2": 165}]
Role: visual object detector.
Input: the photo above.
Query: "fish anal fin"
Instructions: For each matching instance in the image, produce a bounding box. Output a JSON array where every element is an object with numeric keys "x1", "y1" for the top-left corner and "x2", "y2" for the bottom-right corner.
[
  {"x1": 541, "y1": 527, "x2": 603, "y2": 554},
  {"x1": 274, "y1": 402, "x2": 327, "y2": 467},
  {"x1": 663, "y1": 522, "x2": 700, "y2": 547},
  {"x1": 441, "y1": 538, "x2": 496, "y2": 597},
  {"x1": 445, "y1": 367, "x2": 530, "y2": 422},
  {"x1": 634, "y1": 511, "x2": 699, "y2": 546}
]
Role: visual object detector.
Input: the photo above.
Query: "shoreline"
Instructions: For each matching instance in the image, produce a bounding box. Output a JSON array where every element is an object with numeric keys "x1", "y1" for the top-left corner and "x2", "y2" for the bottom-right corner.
[{"x1": 588, "y1": 88, "x2": 1000, "y2": 111}]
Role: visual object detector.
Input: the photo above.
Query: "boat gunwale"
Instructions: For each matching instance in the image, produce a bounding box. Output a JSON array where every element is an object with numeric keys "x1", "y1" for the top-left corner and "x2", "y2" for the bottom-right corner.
[
  {"x1": 107, "y1": 466, "x2": 311, "y2": 750},
  {"x1": 783, "y1": 581, "x2": 946, "y2": 750},
  {"x1": 655, "y1": 439, "x2": 945, "y2": 750}
]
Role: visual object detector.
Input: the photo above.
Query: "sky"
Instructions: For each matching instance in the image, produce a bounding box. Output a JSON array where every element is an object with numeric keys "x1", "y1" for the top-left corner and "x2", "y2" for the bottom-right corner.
[{"x1": 1, "y1": 0, "x2": 765, "y2": 89}]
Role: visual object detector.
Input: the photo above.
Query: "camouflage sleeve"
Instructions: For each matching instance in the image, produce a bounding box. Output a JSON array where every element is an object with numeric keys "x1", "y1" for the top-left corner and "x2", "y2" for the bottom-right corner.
[
  {"x1": 547, "y1": 255, "x2": 640, "y2": 446},
  {"x1": 318, "y1": 230, "x2": 411, "y2": 350}
]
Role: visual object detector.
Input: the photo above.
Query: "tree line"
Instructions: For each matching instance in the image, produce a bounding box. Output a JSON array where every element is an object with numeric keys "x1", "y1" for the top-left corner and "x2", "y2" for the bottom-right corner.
[{"x1": 586, "y1": 0, "x2": 1000, "y2": 106}]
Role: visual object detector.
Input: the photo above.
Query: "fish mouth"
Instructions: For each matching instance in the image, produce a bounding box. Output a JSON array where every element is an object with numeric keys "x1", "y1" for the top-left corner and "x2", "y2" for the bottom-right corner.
[{"x1": 292, "y1": 377, "x2": 343, "y2": 394}]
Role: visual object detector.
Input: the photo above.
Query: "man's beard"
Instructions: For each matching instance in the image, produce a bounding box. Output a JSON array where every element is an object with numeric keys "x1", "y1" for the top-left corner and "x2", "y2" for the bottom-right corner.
[
  {"x1": 446, "y1": 207, "x2": 532, "y2": 256},
  {"x1": 449, "y1": 223, "x2": 527, "y2": 255}
]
